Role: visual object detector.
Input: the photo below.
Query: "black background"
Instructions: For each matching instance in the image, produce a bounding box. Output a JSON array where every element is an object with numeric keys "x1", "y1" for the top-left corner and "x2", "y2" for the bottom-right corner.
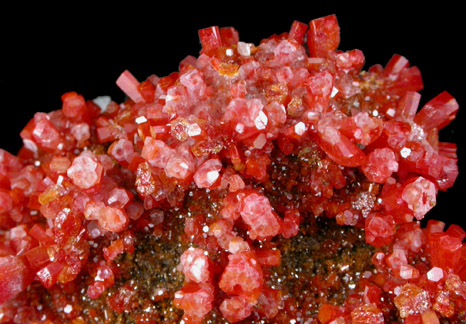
[{"x1": 1, "y1": 3, "x2": 464, "y2": 229}]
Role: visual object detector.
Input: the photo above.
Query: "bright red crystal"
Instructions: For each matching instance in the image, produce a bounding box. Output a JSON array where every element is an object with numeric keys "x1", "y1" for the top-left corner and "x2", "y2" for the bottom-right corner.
[
  {"x1": 36, "y1": 261, "x2": 65, "y2": 289},
  {"x1": 401, "y1": 176, "x2": 437, "y2": 220},
  {"x1": 173, "y1": 282, "x2": 215, "y2": 323},
  {"x1": 219, "y1": 251, "x2": 263, "y2": 302},
  {"x1": 365, "y1": 212, "x2": 396, "y2": 247},
  {"x1": 351, "y1": 303, "x2": 384, "y2": 324},
  {"x1": 87, "y1": 264, "x2": 114, "y2": 299},
  {"x1": 219, "y1": 295, "x2": 253, "y2": 323},
  {"x1": 239, "y1": 191, "x2": 281, "y2": 240},
  {"x1": 67, "y1": 151, "x2": 104, "y2": 189},
  {"x1": 0, "y1": 14, "x2": 464, "y2": 324},
  {"x1": 193, "y1": 158, "x2": 222, "y2": 189},
  {"x1": 307, "y1": 14, "x2": 340, "y2": 57},
  {"x1": 394, "y1": 284, "x2": 431, "y2": 318},
  {"x1": 98, "y1": 206, "x2": 129, "y2": 233},
  {"x1": 362, "y1": 148, "x2": 398, "y2": 183},
  {"x1": 141, "y1": 137, "x2": 175, "y2": 169},
  {"x1": 20, "y1": 112, "x2": 64, "y2": 154},
  {"x1": 179, "y1": 247, "x2": 212, "y2": 284},
  {"x1": 315, "y1": 116, "x2": 367, "y2": 167},
  {"x1": 0, "y1": 256, "x2": 34, "y2": 304},
  {"x1": 414, "y1": 91, "x2": 459, "y2": 131},
  {"x1": 281, "y1": 209, "x2": 301, "y2": 238},
  {"x1": 61, "y1": 92, "x2": 90, "y2": 122},
  {"x1": 289, "y1": 20, "x2": 308, "y2": 45},
  {"x1": 116, "y1": 70, "x2": 145, "y2": 104},
  {"x1": 198, "y1": 26, "x2": 222, "y2": 53},
  {"x1": 428, "y1": 232, "x2": 463, "y2": 270}
]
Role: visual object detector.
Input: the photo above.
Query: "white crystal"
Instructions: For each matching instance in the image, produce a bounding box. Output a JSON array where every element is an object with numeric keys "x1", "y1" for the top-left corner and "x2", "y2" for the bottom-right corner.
[
  {"x1": 237, "y1": 42, "x2": 251, "y2": 56},
  {"x1": 190, "y1": 257, "x2": 206, "y2": 282},
  {"x1": 254, "y1": 111, "x2": 268, "y2": 130},
  {"x1": 253, "y1": 133, "x2": 267, "y2": 149},
  {"x1": 206, "y1": 170, "x2": 219, "y2": 183},
  {"x1": 187, "y1": 123, "x2": 202, "y2": 137},
  {"x1": 409, "y1": 122, "x2": 426, "y2": 141},
  {"x1": 400, "y1": 147, "x2": 411, "y2": 158},
  {"x1": 339, "y1": 264, "x2": 349, "y2": 272},
  {"x1": 135, "y1": 116, "x2": 148, "y2": 124},
  {"x1": 399, "y1": 265, "x2": 414, "y2": 279},
  {"x1": 93, "y1": 96, "x2": 111, "y2": 112},
  {"x1": 64, "y1": 304, "x2": 73, "y2": 314},
  {"x1": 386, "y1": 108, "x2": 396, "y2": 117},
  {"x1": 235, "y1": 123, "x2": 245, "y2": 134},
  {"x1": 165, "y1": 93, "x2": 174, "y2": 102},
  {"x1": 23, "y1": 139, "x2": 38, "y2": 155},
  {"x1": 294, "y1": 122, "x2": 307, "y2": 136},
  {"x1": 427, "y1": 267, "x2": 444, "y2": 282},
  {"x1": 179, "y1": 162, "x2": 189, "y2": 170}
]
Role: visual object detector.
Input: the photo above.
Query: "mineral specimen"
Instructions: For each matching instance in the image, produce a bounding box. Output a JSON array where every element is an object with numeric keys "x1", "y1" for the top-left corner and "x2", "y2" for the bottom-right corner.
[{"x1": 0, "y1": 14, "x2": 464, "y2": 324}]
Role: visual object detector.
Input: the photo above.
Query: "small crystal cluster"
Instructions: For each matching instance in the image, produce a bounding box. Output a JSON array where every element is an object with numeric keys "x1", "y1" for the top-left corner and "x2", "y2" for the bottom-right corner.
[{"x1": 0, "y1": 14, "x2": 464, "y2": 323}]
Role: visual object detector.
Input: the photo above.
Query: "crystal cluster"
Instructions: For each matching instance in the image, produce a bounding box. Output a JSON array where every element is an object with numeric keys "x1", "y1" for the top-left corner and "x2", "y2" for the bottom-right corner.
[{"x1": 0, "y1": 14, "x2": 464, "y2": 323}]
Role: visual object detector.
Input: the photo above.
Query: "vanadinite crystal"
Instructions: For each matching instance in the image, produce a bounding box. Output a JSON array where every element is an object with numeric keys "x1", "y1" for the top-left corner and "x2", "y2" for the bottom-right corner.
[{"x1": 0, "y1": 14, "x2": 464, "y2": 324}]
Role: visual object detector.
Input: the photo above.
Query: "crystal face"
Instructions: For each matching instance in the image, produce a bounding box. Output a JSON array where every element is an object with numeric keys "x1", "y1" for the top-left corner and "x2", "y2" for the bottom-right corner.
[{"x1": 0, "y1": 14, "x2": 464, "y2": 324}]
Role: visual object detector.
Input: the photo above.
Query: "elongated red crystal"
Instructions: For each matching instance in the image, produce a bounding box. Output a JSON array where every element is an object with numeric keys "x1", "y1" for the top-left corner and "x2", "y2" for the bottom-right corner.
[
  {"x1": 307, "y1": 14, "x2": 340, "y2": 57},
  {"x1": 289, "y1": 20, "x2": 308, "y2": 45},
  {"x1": 116, "y1": 70, "x2": 145, "y2": 103},
  {"x1": 198, "y1": 26, "x2": 222, "y2": 52},
  {"x1": 414, "y1": 91, "x2": 459, "y2": 130}
]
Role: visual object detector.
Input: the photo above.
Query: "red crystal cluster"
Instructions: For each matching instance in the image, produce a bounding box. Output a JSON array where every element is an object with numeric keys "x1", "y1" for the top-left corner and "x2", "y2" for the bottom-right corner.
[{"x1": 0, "y1": 14, "x2": 464, "y2": 323}]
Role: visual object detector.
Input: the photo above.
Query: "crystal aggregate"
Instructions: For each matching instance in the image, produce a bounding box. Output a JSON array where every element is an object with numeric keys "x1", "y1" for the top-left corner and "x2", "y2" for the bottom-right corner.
[{"x1": 0, "y1": 14, "x2": 464, "y2": 323}]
